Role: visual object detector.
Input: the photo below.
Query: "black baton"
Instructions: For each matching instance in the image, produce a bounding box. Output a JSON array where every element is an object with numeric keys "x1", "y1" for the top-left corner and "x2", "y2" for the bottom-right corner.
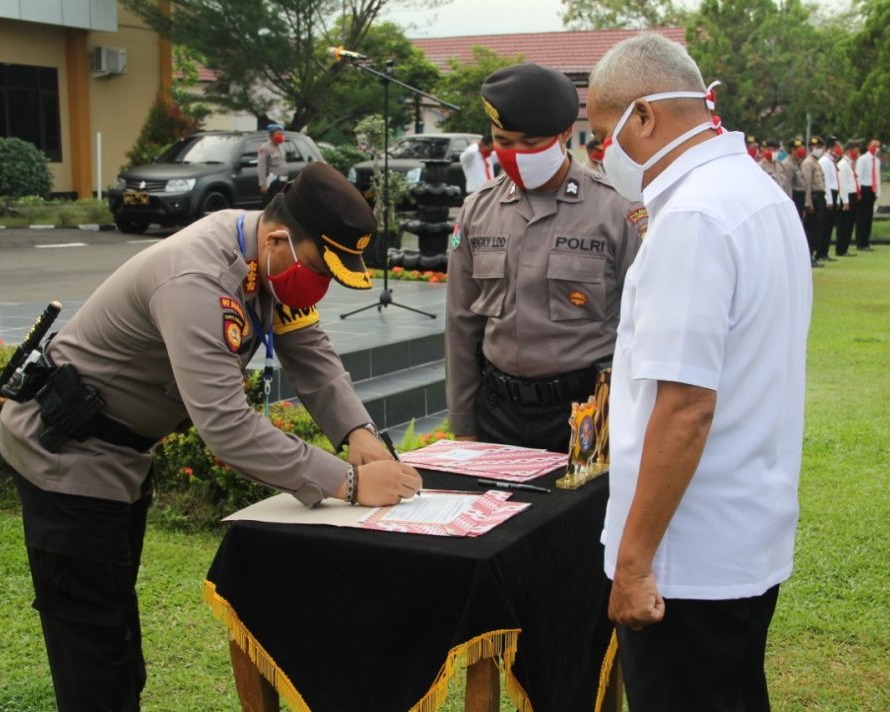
[{"x1": 0, "y1": 301, "x2": 62, "y2": 390}]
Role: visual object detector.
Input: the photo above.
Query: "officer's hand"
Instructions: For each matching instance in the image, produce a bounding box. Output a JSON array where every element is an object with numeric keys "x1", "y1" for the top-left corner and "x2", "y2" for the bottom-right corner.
[
  {"x1": 805, "y1": 206, "x2": 814, "y2": 214},
  {"x1": 454, "y1": 434, "x2": 478, "y2": 442},
  {"x1": 260, "y1": 186, "x2": 268, "y2": 194},
  {"x1": 346, "y1": 426, "x2": 393, "y2": 465},
  {"x1": 842, "y1": 204, "x2": 850, "y2": 211},
  {"x1": 355, "y1": 461, "x2": 423, "y2": 506}
]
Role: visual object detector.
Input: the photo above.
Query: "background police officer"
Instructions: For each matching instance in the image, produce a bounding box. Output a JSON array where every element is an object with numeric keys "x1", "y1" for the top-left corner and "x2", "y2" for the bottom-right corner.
[
  {"x1": 446, "y1": 62, "x2": 645, "y2": 455},
  {"x1": 258, "y1": 122, "x2": 289, "y2": 205},
  {"x1": 0, "y1": 162, "x2": 421, "y2": 711}
]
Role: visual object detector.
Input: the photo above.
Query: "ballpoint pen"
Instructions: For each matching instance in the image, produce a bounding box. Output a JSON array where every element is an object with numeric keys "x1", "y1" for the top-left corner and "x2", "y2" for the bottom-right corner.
[
  {"x1": 381, "y1": 430, "x2": 422, "y2": 497},
  {"x1": 476, "y1": 478, "x2": 551, "y2": 494}
]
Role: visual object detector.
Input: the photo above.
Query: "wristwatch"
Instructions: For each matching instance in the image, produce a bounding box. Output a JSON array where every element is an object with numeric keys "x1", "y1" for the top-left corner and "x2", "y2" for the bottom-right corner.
[{"x1": 361, "y1": 422, "x2": 379, "y2": 437}]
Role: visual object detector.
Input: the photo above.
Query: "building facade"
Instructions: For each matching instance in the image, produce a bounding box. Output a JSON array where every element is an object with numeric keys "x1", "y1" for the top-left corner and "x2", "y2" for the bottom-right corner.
[{"x1": 0, "y1": 0, "x2": 171, "y2": 198}]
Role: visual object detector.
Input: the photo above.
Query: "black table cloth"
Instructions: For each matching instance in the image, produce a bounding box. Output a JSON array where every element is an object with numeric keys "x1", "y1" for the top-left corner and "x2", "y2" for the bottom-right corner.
[{"x1": 204, "y1": 467, "x2": 615, "y2": 711}]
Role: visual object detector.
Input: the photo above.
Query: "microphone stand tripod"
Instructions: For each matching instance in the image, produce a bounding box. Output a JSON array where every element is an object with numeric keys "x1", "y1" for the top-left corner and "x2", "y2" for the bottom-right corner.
[{"x1": 338, "y1": 57, "x2": 459, "y2": 320}]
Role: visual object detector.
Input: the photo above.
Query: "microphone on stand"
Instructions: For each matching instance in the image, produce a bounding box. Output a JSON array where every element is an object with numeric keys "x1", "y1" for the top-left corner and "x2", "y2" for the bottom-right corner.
[{"x1": 327, "y1": 46, "x2": 369, "y2": 62}]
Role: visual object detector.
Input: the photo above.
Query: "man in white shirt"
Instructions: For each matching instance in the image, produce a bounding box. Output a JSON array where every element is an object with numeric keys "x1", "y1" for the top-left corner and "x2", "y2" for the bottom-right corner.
[
  {"x1": 854, "y1": 139, "x2": 882, "y2": 250},
  {"x1": 459, "y1": 135, "x2": 498, "y2": 193},
  {"x1": 587, "y1": 33, "x2": 812, "y2": 711},
  {"x1": 818, "y1": 137, "x2": 841, "y2": 259},
  {"x1": 837, "y1": 140, "x2": 861, "y2": 257}
]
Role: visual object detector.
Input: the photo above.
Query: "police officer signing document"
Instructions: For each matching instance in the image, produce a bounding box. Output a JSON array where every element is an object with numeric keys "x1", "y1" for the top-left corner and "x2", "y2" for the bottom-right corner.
[
  {"x1": 0, "y1": 162, "x2": 421, "y2": 711},
  {"x1": 446, "y1": 63, "x2": 646, "y2": 454}
]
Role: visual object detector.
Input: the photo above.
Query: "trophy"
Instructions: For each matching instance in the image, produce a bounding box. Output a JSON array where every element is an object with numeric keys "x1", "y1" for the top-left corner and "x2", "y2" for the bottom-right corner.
[{"x1": 556, "y1": 369, "x2": 611, "y2": 490}]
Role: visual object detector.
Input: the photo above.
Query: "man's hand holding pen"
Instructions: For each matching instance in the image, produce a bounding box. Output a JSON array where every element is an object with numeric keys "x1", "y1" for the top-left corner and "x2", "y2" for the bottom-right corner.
[{"x1": 342, "y1": 425, "x2": 422, "y2": 504}]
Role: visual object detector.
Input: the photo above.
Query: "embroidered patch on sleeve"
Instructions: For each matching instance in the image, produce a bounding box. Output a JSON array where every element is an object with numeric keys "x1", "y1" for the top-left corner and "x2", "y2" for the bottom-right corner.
[
  {"x1": 450, "y1": 223, "x2": 462, "y2": 251},
  {"x1": 626, "y1": 206, "x2": 649, "y2": 239},
  {"x1": 272, "y1": 303, "x2": 320, "y2": 335},
  {"x1": 223, "y1": 315, "x2": 244, "y2": 353}
]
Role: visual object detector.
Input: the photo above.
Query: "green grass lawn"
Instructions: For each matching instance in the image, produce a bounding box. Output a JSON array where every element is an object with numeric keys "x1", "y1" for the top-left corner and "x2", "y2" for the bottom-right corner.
[{"x1": 1, "y1": 246, "x2": 890, "y2": 710}]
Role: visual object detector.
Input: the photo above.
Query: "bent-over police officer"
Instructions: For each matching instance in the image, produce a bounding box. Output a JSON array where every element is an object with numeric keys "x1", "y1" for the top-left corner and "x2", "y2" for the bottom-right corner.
[
  {"x1": 0, "y1": 162, "x2": 421, "y2": 711},
  {"x1": 446, "y1": 62, "x2": 646, "y2": 455}
]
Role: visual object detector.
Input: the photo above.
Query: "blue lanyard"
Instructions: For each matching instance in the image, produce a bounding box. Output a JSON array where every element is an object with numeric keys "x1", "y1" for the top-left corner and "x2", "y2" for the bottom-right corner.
[{"x1": 237, "y1": 214, "x2": 274, "y2": 415}]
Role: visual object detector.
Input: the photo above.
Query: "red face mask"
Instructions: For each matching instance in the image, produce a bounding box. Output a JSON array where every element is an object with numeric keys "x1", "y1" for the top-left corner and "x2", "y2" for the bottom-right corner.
[
  {"x1": 850, "y1": 149, "x2": 860, "y2": 161},
  {"x1": 869, "y1": 145, "x2": 879, "y2": 155},
  {"x1": 266, "y1": 234, "x2": 331, "y2": 309},
  {"x1": 272, "y1": 133, "x2": 285, "y2": 144},
  {"x1": 479, "y1": 145, "x2": 492, "y2": 158},
  {"x1": 763, "y1": 150, "x2": 773, "y2": 162},
  {"x1": 831, "y1": 147, "x2": 843, "y2": 158},
  {"x1": 747, "y1": 145, "x2": 759, "y2": 159},
  {"x1": 795, "y1": 147, "x2": 806, "y2": 159}
]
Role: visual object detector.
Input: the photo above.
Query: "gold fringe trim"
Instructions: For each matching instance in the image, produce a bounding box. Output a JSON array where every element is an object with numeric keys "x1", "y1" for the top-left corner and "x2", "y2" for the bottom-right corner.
[
  {"x1": 203, "y1": 580, "x2": 311, "y2": 712},
  {"x1": 594, "y1": 629, "x2": 619, "y2": 712},
  {"x1": 409, "y1": 628, "x2": 530, "y2": 712},
  {"x1": 204, "y1": 579, "x2": 562, "y2": 712}
]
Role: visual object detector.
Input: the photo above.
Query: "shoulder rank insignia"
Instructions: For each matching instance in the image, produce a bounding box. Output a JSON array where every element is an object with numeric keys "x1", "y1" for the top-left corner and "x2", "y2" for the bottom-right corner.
[
  {"x1": 565, "y1": 178, "x2": 579, "y2": 196},
  {"x1": 626, "y1": 206, "x2": 649, "y2": 240},
  {"x1": 243, "y1": 260, "x2": 259, "y2": 295}
]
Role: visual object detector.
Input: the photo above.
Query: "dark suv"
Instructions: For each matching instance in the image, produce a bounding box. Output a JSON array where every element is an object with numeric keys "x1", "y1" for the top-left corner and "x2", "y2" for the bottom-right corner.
[
  {"x1": 347, "y1": 133, "x2": 480, "y2": 200},
  {"x1": 108, "y1": 130, "x2": 325, "y2": 233}
]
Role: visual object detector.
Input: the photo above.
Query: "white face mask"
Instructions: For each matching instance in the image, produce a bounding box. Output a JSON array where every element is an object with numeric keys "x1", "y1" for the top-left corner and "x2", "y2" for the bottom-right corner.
[
  {"x1": 812, "y1": 148, "x2": 824, "y2": 158},
  {"x1": 494, "y1": 138, "x2": 567, "y2": 191},
  {"x1": 602, "y1": 83, "x2": 721, "y2": 203}
]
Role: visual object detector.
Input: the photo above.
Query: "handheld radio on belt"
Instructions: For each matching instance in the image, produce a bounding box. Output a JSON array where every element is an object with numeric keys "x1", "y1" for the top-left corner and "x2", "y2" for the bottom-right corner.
[{"x1": 0, "y1": 300, "x2": 62, "y2": 399}]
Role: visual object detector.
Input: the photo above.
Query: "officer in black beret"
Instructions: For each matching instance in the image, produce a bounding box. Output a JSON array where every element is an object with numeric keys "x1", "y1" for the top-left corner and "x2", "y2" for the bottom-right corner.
[
  {"x1": 448, "y1": 60, "x2": 645, "y2": 477},
  {"x1": 0, "y1": 159, "x2": 420, "y2": 709}
]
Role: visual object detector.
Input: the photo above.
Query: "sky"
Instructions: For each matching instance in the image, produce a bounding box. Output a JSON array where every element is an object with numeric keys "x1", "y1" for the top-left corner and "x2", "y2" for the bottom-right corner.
[{"x1": 383, "y1": 0, "x2": 566, "y2": 38}]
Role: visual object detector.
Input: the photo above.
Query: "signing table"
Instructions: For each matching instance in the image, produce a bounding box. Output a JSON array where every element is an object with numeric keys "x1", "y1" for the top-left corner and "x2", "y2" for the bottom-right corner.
[{"x1": 203, "y1": 467, "x2": 618, "y2": 711}]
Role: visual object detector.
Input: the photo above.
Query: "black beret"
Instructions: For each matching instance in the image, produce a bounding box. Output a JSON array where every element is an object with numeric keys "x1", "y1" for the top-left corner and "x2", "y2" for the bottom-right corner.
[
  {"x1": 481, "y1": 63, "x2": 578, "y2": 136},
  {"x1": 283, "y1": 162, "x2": 376, "y2": 289},
  {"x1": 764, "y1": 138, "x2": 781, "y2": 149}
]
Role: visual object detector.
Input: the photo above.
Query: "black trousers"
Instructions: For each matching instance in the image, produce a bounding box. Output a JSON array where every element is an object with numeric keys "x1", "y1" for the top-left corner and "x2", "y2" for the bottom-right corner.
[
  {"x1": 836, "y1": 194, "x2": 858, "y2": 255},
  {"x1": 803, "y1": 190, "x2": 826, "y2": 258},
  {"x1": 856, "y1": 186, "x2": 877, "y2": 248},
  {"x1": 791, "y1": 190, "x2": 805, "y2": 221},
  {"x1": 261, "y1": 175, "x2": 287, "y2": 207},
  {"x1": 474, "y1": 379, "x2": 588, "y2": 453},
  {"x1": 11, "y1": 469, "x2": 152, "y2": 712},
  {"x1": 617, "y1": 585, "x2": 780, "y2": 712},
  {"x1": 819, "y1": 189, "x2": 838, "y2": 258}
]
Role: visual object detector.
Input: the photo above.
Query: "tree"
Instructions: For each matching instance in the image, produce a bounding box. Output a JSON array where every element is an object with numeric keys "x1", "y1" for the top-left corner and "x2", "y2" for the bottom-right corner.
[
  {"x1": 560, "y1": 0, "x2": 683, "y2": 29},
  {"x1": 686, "y1": 0, "x2": 831, "y2": 141},
  {"x1": 843, "y1": 0, "x2": 890, "y2": 140},
  {"x1": 125, "y1": 91, "x2": 201, "y2": 168},
  {"x1": 307, "y1": 22, "x2": 440, "y2": 144},
  {"x1": 123, "y1": 0, "x2": 436, "y2": 132},
  {"x1": 432, "y1": 47, "x2": 525, "y2": 134}
]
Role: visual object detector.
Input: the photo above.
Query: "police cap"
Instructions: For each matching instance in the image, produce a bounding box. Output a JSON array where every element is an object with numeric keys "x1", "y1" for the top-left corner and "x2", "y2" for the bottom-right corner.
[
  {"x1": 764, "y1": 138, "x2": 781, "y2": 149},
  {"x1": 267, "y1": 122, "x2": 284, "y2": 132},
  {"x1": 481, "y1": 63, "x2": 578, "y2": 137},
  {"x1": 746, "y1": 134, "x2": 759, "y2": 145},
  {"x1": 809, "y1": 135, "x2": 824, "y2": 147},
  {"x1": 788, "y1": 137, "x2": 805, "y2": 150},
  {"x1": 282, "y1": 162, "x2": 375, "y2": 289}
]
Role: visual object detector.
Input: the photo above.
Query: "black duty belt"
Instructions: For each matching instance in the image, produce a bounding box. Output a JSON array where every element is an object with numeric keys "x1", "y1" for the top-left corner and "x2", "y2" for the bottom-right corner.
[
  {"x1": 91, "y1": 412, "x2": 158, "y2": 453},
  {"x1": 482, "y1": 360, "x2": 607, "y2": 408}
]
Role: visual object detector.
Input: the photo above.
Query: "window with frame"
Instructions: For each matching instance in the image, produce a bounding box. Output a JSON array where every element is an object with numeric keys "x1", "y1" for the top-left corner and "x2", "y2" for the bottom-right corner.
[{"x1": 0, "y1": 63, "x2": 62, "y2": 162}]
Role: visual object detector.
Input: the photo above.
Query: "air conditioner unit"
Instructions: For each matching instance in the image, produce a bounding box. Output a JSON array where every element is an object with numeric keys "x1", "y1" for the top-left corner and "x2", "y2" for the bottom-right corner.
[{"x1": 91, "y1": 47, "x2": 127, "y2": 76}]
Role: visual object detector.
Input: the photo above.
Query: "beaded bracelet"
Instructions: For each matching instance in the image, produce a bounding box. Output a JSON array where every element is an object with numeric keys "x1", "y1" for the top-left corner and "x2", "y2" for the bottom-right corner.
[{"x1": 345, "y1": 465, "x2": 358, "y2": 505}]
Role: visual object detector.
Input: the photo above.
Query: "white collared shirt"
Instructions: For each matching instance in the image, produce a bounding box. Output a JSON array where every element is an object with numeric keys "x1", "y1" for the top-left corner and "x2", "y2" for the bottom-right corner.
[
  {"x1": 855, "y1": 151, "x2": 882, "y2": 198},
  {"x1": 819, "y1": 153, "x2": 839, "y2": 192},
  {"x1": 838, "y1": 155, "x2": 858, "y2": 203},
  {"x1": 603, "y1": 131, "x2": 813, "y2": 599}
]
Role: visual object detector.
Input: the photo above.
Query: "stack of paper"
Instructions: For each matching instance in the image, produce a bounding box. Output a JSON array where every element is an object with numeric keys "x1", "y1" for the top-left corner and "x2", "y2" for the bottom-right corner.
[{"x1": 398, "y1": 439, "x2": 568, "y2": 483}]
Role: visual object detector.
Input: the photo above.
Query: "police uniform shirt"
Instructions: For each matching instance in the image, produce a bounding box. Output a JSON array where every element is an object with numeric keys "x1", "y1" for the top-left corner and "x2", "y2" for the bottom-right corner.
[
  {"x1": 445, "y1": 157, "x2": 645, "y2": 436},
  {"x1": 258, "y1": 139, "x2": 288, "y2": 188},
  {"x1": 757, "y1": 156, "x2": 783, "y2": 186},
  {"x1": 801, "y1": 154, "x2": 826, "y2": 210},
  {"x1": 0, "y1": 210, "x2": 370, "y2": 505},
  {"x1": 781, "y1": 156, "x2": 805, "y2": 195}
]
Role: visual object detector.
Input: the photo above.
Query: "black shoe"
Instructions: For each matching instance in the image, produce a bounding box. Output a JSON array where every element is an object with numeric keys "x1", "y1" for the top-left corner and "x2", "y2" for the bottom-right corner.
[
  {"x1": 838, "y1": 253, "x2": 857, "y2": 257},
  {"x1": 811, "y1": 259, "x2": 824, "y2": 268}
]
